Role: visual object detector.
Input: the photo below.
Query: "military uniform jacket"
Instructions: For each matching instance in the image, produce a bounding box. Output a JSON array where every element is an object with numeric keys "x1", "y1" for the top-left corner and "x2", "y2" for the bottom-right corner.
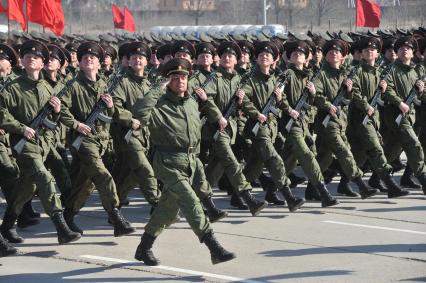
[
  {"x1": 60, "y1": 71, "x2": 113, "y2": 150},
  {"x1": 0, "y1": 72, "x2": 57, "y2": 155},
  {"x1": 349, "y1": 61, "x2": 383, "y2": 126},
  {"x1": 0, "y1": 73, "x2": 18, "y2": 148},
  {"x1": 111, "y1": 70, "x2": 151, "y2": 151},
  {"x1": 383, "y1": 60, "x2": 425, "y2": 124}
]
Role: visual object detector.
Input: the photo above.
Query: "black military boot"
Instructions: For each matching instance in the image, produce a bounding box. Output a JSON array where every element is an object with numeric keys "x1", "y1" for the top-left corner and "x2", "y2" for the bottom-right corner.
[
  {"x1": 239, "y1": 190, "x2": 267, "y2": 216},
  {"x1": 418, "y1": 174, "x2": 426, "y2": 195},
  {"x1": 135, "y1": 233, "x2": 159, "y2": 266},
  {"x1": 202, "y1": 197, "x2": 228, "y2": 223},
  {"x1": 368, "y1": 172, "x2": 388, "y2": 193},
  {"x1": 51, "y1": 212, "x2": 81, "y2": 244},
  {"x1": 203, "y1": 231, "x2": 236, "y2": 264},
  {"x1": 0, "y1": 233, "x2": 17, "y2": 257},
  {"x1": 63, "y1": 208, "x2": 83, "y2": 234},
  {"x1": 108, "y1": 208, "x2": 136, "y2": 237},
  {"x1": 17, "y1": 210, "x2": 40, "y2": 228},
  {"x1": 230, "y1": 193, "x2": 248, "y2": 210},
  {"x1": 316, "y1": 182, "x2": 339, "y2": 207},
  {"x1": 279, "y1": 187, "x2": 305, "y2": 212},
  {"x1": 289, "y1": 172, "x2": 307, "y2": 188},
  {"x1": 259, "y1": 174, "x2": 285, "y2": 205},
  {"x1": 382, "y1": 174, "x2": 410, "y2": 198},
  {"x1": 391, "y1": 157, "x2": 406, "y2": 173},
  {"x1": 323, "y1": 159, "x2": 340, "y2": 184},
  {"x1": 400, "y1": 165, "x2": 421, "y2": 189},
  {"x1": 22, "y1": 200, "x2": 41, "y2": 218},
  {"x1": 258, "y1": 173, "x2": 274, "y2": 191},
  {"x1": 353, "y1": 176, "x2": 378, "y2": 199},
  {"x1": 305, "y1": 182, "x2": 321, "y2": 201},
  {"x1": 337, "y1": 175, "x2": 360, "y2": 197},
  {"x1": 0, "y1": 211, "x2": 23, "y2": 243}
]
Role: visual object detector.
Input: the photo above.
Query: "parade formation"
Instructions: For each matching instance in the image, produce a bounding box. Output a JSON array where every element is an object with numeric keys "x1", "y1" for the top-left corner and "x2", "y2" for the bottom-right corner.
[{"x1": 0, "y1": 25, "x2": 425, "y2": 272}]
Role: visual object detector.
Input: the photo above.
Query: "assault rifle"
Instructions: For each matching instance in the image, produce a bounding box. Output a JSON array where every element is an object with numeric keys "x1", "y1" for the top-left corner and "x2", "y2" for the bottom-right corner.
[
  {"x1": 14, "y1": 76, "x2": 78, "y2": 154},
  {"x1": 285, "y1": 69, "x2": 321, "y2": 133},
  {"x1": 322, "y1": 66, "x2": 359, "y2": 128},
  {"x1": 395, "y1": 74, "x2": 426, "y2": 126},
  {"x1": 252, "y1": 73, "x2": 288, "y2": 136},
  {"x1": 71, "y1": 70, "x2": 124, "y2": 150}
]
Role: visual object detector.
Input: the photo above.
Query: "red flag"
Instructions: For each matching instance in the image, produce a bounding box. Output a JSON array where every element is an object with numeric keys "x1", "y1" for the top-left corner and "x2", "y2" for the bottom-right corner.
[
  {"x1": 27, "y1": 0, "x2": 65, "y2": 35},
  {"x1": 356, "y1": 0, "x2": 381, "y2": 28},
  {"x1": 8, "y1": 0, "x2": 26, "y2": 31},
  {"x1": 27, "y1": 0, "x2": 47, "y2": 26},
  {"x1": 112, "y1": 4, "x2": 124, "y2": 29},
  {"x1": 0, "y1": 2, "x2": 7, "y2": 14},
  {"x1": 50, "y1": 0, "x2": 65, "y2": 35},
  {"x1": 123, "y1": 6, "x2": 136, "y2": 32}
]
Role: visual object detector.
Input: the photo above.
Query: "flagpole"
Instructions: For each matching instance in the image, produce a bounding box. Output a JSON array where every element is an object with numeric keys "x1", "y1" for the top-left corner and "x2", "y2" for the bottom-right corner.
[
  {"x1": 354, "y1": 0, "x2": 357, "y2": 32},
  {"x1": 25, "y1": 0, "x2": 29, "y2": 33}
]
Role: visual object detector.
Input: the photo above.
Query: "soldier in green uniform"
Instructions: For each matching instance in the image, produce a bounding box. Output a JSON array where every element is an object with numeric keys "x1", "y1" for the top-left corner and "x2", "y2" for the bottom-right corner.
[
  {"x1": 60, "y1": 42, "x2": 136, "y2": 237},
  {"x1": 110, "y1": 41, "x2": 161, "y2": 209},
  {"x1": 346, "y1": 36, "x2": 409, "y2": 198},
  {"x1": 241, "y1": 41, "x2": 305, "y2": 212},
  {"x1": 312, "y1": 39, "x2": 378, "y2": 199},
  {"x1": 382, "y1": 36, "x2": 426, "y2": 194},
  {"x1": 200, "y1": 41, "x2": 267, "y2": 216},
  {"x1": 132, "y1": 58, "x2": 235, "y2": 266},
  {"x1": 417, "y1": 38, "x2": 426, "y2": 163},
  {"x1": 0, "y1": 40, "x2": 81, "y2": 244},
  {"x1": 64, "y1": 42, "x2": 79, "y2": 76},
  {"x1": 278, "y1": 40, "x2": 339, "y2": 207}
]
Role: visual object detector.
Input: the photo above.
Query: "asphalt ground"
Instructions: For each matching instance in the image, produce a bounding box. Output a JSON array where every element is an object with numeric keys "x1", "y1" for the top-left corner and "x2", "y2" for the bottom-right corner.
[{"x1": 0, "y1": 165, "x2": 425, "y2": 283}]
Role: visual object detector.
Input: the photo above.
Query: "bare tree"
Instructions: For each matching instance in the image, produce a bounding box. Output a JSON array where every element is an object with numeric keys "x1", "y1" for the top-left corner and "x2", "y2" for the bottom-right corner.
[
  {"x1": 183, "y1": 0, "x2": 211, "y2": 25},
  {"x1": 312, "y1": 0, "x2": 335, "y2": 27}
]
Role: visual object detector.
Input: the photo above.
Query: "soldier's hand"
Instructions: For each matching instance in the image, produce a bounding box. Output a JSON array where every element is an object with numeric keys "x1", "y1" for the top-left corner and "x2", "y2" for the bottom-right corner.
[
  {"x1": 306, "y1": 81, "x2": 316, "y2": 95},
  {"x1": 345, "y1": 79, "x2": 353, "y2": 92},
  {"x1": 367, "y1": 105, "x2": 375, "y2": 116},
  {"x1": 49, "y1": 96, "x2": 61, "y2": 113},
  {"x1": 379, "y1": 80, "x2": 387, "y2": 93},
  {"x1": 257, "y1": 113, "x2": 267, "y2": 123},
  {"x1": 289, "y1": 109, "x2": 300, "y2": 120},
  {"x1": 23, "y1": 126, "x2": 36, "y2": 140},
  {"x1": 131, "y1": 118, "x2": 141, "y2": 130},
  {"x1": 218, "y1": 116, "x2": 228, "y2": 130},
  {"x1": 235, "y1": 89, "x2": 245, "y2": 105},
  {"x1": 274, "y1": 87, "x2": 283, "y2": 102},
  {"x1": 194, "y1": 87, "x2": 208, "y2": 102},
  {"x1": 399, "y1": 102, "x2": 410, "y2": 114},
  {"x1": 416, "y1": 80, "x2": 424, "y2": 93},
  {"x1": 329, "y1": 105, "x2": 338, "y2": 116},
  {"x1": 0, "y1": 129, "x2": 5, "y2": 135},
  {"x1": 77, "y1": 123, "x2": 91, "y2": 136},
  {"x1": 101, "y1": 93, "x2": 113, "y2": 108}
]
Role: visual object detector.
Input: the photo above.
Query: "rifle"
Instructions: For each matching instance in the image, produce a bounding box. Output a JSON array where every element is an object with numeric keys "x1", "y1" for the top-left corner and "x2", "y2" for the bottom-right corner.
[
  {"x1": 71, "y1": 70, "x2": 124, "y2": 150},
  {"x1": 321, "y1": 66, "x2": 360, "y2": 128},
  {"x1": 123, "y1": 75, "x2": 170, "y2": 143},
  {"x1": 285, "y1": 69, "x2": 321, "y2": 133},
  {"x1": 212, "y1": 67, "x2": 256, "y2": 141},
  {"x1": 361, "y1": 64, "x2": 393, "y2": 125},
  {"x1": 14, "y1": 76, "x2": 78, "y2": 155},
  {"x1": 252, "y1": 73, "x2": 288, "y2": 136},
  {"x1": 395, "y1": 74, "x2": 426, "y2": 126}
]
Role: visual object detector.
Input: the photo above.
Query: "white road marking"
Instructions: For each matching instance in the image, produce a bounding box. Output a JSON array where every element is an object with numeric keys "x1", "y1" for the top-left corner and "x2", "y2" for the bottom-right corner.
[
  {"x1": 323, "y1": 220, "x2": 426, "y2": 235},
  {"x1": 80, "y1": 255, "x2": 263, "y2": 283}
]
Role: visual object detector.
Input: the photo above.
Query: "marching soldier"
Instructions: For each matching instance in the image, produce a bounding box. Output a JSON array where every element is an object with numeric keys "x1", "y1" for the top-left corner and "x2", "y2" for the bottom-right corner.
[
  {"x1": 0, "y1": 40, "x2": 81, "y2": 244},
  {"x1": 132, "y1": 58, "x2": 235, "y2": 266},
  {"x1": 60, "y1": 42, "x2": 136, "y2": 237}
]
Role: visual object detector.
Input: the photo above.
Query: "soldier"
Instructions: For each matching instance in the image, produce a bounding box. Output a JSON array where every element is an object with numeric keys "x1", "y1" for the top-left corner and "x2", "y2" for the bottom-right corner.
[
  {"x1": 200, "y1": 41, "x2": 267, "y2": 216},
  {"x1": 110, "y1": 41, "x2": 161, "y2": 210},
  {"x1": 101, "y1": 44, "x2": 117, "y2": 77},
  {"x1": 241, "y1": 41, "x2": 305, "y2": 212},
  {"x1": 312, "y1": 39, "x2": 378, "y2": 199},
  {"x1": 0, "y1": 232, "x2": 16, "y2": 257},
  {"x1": 346, "y1": 36, "x2": 409, "y2": 198},
  {"x1": 0, "y1": 40, "x2": 81, "y2": 244},
  {"x1": 60, "y1": 42, "x2": 136, "y2": 237},
  {"x1": 278, "y1": 40, "x2": 339, "y2": 207},
  {"x1": 382, "y1": 36, "x2": 426, "y2": 194},
  {"x1": 132, "y1": 58, "x2": 235, "y2": 266},
  {"x1": 417, "y1": 38, "x2": 426, "y2": 157},
  {"x1": 64, "y1": 42, "x2": 79, "y2": 76}
]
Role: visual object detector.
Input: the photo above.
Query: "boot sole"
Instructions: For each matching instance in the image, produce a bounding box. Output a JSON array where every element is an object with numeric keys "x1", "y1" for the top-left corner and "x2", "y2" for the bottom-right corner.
[
  {"x1": 361, "y1": 191, "x2": 378, "y2": 199},
  {"x1": 212, "y1": 253, "x2": 236, "y2": 265},
  {"x1": 388, "y1": 191, "x2": 410, "y2": 198},
  {"x1": 322, "y1": 200, "x2": 340, "y2": 207},
  {"x1": 114, "y1": 228, "x2": 137, "y2": 237},
  {"x1": 288, "y1": 199, "x2": 306, "y2": 212},
  {"x1": 59, "y1": 233, "x2": 81, "y2": 244},
  {"x1": 209, "y1": 212, "x2": 228, "y2": 223},
  {"x1": 250, "y1": 202, "x2": 267, "y2": 216}
]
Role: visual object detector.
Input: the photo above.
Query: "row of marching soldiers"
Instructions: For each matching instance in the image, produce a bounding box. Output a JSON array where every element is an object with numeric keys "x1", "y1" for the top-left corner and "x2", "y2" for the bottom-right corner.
[{"x1": 0, "y1": 29, "x2": 425, "y2": 266}]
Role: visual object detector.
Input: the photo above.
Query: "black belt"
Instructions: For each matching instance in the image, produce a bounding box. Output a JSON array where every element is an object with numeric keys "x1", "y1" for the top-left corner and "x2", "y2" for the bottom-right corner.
[{"x1": 156, "y1": 145, "x2": 196, "y2": 154}]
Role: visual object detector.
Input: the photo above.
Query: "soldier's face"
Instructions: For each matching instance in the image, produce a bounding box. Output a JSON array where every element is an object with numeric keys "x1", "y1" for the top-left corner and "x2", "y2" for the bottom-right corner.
[
  {"x1": 0, "y1": 59, "x2": 11, "y2": 73},
  {"x1": 220, "y1": 53, "x2": 237, "y2": 69},
  {"x1": 384, "y1": 49, "x2": 397, "y2": 62},
  {"x1": 80, "y1": 54, "x2": 100, "y2": 72},
  {"x1": 397, "y1": 46, "x2": 413, "y2": 61},
  {"x1": 150, "y1": 53, "x2": 160, "y2": 66},
  {"x1": 104, "y1": 55, "x2": 112, "y2": 66},
  {"x1": 175, "y1": 52, "x2": 192, "y2": 64},
  {"x1": 289, "y1": 51, "x2": 306, "y2": 65},
  {"x1": 256, "y1": 52, "x2": 274, "y2": 67},
  {"x1": 197, "y1": 53, "x2": 213, "y2": 67},
  {"x1": 325, "y1": 49, "x2": 343, "y2": 64},
  {"x1": 361, "y1": 47, "x2": 378, "y2": 62},
  {"x1": 22, "y1": 54, "x2": 44, "y2": 72},
  {"x1": 45, "y1": 57, "x2": 61, "y2": 72},
  {"x1": 168, "y1": 73, "x2": 188, "y2": 94},
  {"x1": 129, "y1": 54, "x2": 147, "y2": 71},
  {"x1": 70, "y1": 51, "x2": 77, "y2": 63},
  {"x1": 314, "y1": 50, "x2": 323, "y2": 63},
  {"x1": 239, "y1": 52, "x2": 250, "y2": 64}
]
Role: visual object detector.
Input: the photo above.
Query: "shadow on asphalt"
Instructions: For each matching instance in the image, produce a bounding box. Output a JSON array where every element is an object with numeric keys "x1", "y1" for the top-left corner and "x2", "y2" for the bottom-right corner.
[{"x1": 243, "y1": 269, "x2": 354, "y2": 282}]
